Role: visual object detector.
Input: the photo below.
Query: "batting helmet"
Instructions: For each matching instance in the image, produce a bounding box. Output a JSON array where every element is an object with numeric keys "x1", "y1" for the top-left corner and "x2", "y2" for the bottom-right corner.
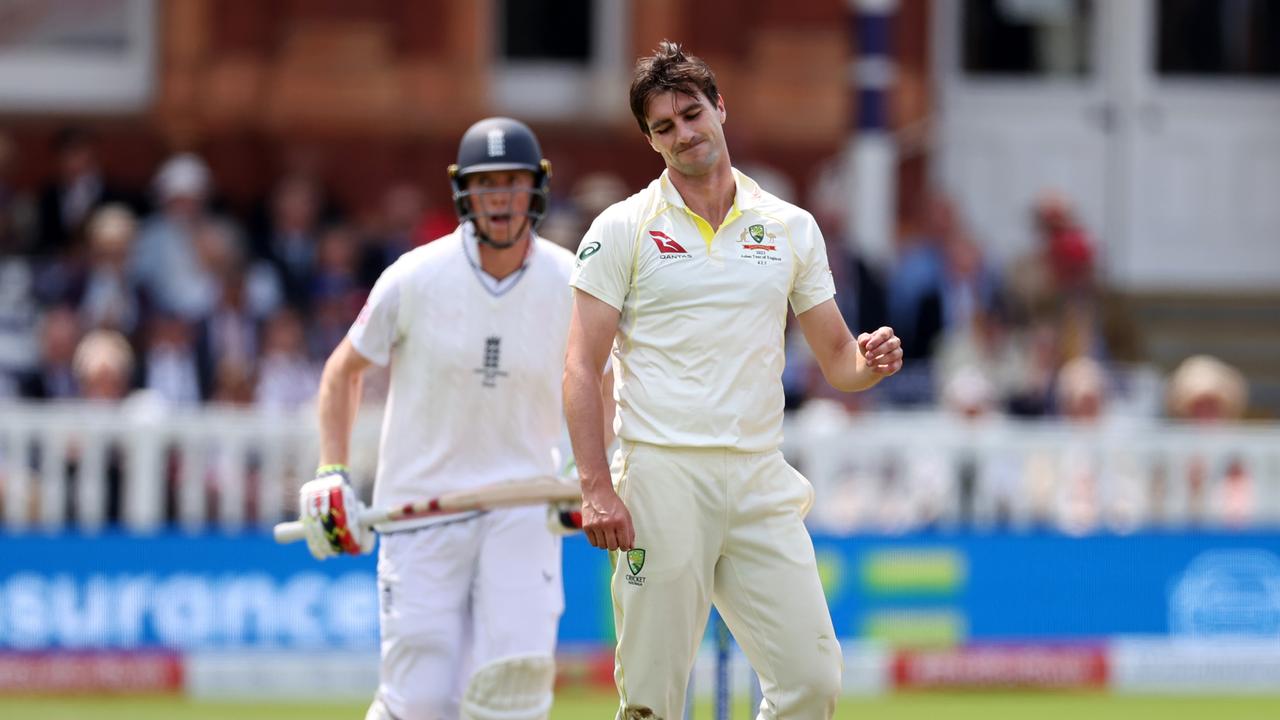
[{"x1": 448, "y1": 117, "x2": 552, "y2": 237}]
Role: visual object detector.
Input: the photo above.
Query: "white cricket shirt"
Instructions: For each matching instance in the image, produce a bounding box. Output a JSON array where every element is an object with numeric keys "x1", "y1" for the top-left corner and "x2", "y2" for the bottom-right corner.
[
  {"x1": 349, "y1": 224, "x2": 575, "y2": 527},
  {"x1": 570, "y1": 168, "x2": 835, "y2": 452}
]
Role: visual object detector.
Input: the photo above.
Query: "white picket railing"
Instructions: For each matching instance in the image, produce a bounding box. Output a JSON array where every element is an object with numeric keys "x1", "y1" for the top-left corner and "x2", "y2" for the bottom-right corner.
[
  {"x1": 784, "y1": 402, "x2": 1280, "y2": 533},
  {"x1": 0, "y1": 399, "x2": 380, "y2": 533},
  {"x1": 2, "y1": 399, "x2": 1279, "y2": 534}
]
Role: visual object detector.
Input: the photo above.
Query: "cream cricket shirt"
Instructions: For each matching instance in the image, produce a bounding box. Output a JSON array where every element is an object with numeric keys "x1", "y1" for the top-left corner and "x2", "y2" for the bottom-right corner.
[{"x1": 570, "y1": 168, "x2": 835, "y2": 452}]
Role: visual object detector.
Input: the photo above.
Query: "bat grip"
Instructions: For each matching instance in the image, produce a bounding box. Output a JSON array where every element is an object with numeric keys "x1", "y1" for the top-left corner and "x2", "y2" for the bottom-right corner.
[
  {"x1": 273, "y1": 508, "x2": 383, "y2": 545},
  {"x1": 273, "y1": 520, "x2": 306, "y2": 544}
]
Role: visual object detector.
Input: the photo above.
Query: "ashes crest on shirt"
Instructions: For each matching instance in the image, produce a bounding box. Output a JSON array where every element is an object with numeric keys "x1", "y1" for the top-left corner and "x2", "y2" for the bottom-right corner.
[{"x1": 738, "y1": 223, "x2": 781, "y2": 265}]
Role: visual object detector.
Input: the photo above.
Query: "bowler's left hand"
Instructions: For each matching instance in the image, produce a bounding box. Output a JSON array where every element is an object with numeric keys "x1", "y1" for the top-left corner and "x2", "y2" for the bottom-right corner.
[{"x1": 858, "y1": 326, "x2": 903, "y2": 376}]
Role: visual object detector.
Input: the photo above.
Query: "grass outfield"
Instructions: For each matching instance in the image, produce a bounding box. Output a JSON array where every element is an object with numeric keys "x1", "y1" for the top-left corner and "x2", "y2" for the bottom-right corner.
[{"x1": 3, "y1": 691, "x2": 1280, "y2": 719}]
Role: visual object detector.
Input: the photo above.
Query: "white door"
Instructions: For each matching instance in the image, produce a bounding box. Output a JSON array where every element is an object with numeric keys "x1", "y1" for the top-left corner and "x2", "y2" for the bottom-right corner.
[
  {"x1": 1119, "y1": 0, "x2": 1280, "y2": 289},
  {"x1": 935, "y1": 0, "x2": 1280, "y2": 290},
  {"x1": 933, "y1": 0, "x2": 1116, "y2": 267}
]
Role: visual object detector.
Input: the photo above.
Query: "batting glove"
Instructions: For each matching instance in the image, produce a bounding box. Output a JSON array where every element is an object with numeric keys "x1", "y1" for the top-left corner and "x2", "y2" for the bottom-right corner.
[{"x1": 299, "y1": 464, "x2": 375, "y2": 560}]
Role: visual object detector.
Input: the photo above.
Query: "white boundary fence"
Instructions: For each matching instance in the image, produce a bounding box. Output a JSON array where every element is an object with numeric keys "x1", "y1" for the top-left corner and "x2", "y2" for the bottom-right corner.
[
  {"x1": 0, "y1": 399, "x2": 380, "y2": 533},
  {"x1": 2, "y1": 399, "x2": 1279, "y2": 533},
  {"x1": 784, "y1": 403, "x2": 1280, "y2": 533}
]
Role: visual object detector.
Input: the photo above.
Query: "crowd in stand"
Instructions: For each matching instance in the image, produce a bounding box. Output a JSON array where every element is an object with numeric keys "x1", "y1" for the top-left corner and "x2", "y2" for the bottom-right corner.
[
  {"x1": 0, "y1": 129, "x2": 453, "y2": 410},
  {"x1": 0, "y1": 127, "x2": 1266, "y2": 532},
  {"x1": 0, "y1": 129, "x2": 1255, "y2": 421}
]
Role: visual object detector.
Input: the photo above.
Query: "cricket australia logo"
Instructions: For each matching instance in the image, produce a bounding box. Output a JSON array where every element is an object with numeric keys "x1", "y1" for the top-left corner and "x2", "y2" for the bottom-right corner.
[
  {"x1": 474, "y1": 336, "x2": 508, "y2": 387},
  {"x1": 625, "y1": 548, "x2": 647, "y2": 587},
  {"x1": 738, "y1": 223, "x2": 781, "y2": 265}
]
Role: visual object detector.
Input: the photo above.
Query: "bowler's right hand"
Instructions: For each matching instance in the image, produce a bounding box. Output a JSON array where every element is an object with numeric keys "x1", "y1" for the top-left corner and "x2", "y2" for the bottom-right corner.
[{"x1": 581, "y1": 482, "x2": 635, "y2": 551}]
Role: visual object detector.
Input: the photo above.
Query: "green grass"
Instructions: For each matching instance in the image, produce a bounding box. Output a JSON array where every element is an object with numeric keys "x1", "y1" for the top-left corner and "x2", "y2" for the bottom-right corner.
[{"x1": 2, "y1": 690, "x2": 1278, "y2": 719}]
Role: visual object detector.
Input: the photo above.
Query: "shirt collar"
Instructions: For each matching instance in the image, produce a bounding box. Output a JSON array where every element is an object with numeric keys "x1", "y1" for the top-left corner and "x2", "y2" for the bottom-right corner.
[
  {"x1": 460, "y1": 222, "x2": 537, "y2": 296},
  {"x1": 658, "y1": 167, "x2": 762, "y2": 212}
]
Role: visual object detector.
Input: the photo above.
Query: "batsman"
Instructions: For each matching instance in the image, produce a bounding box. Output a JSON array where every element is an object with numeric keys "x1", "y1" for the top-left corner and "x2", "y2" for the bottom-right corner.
[
  {"x1": 564, "y1": 43, "x2": 904, "y2": 719},
  {"x1": 298, "y1": 117, "x2": 590, "y2": 720}
]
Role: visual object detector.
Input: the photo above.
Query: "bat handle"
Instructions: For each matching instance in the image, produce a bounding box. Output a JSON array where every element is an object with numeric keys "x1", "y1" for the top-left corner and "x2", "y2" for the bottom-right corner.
[
  {"x1": 273, "y1": 521, "x2": 306, "y2": 544},
  {"x1": 273, "y1": 508, "x2": 382, "y2": 545}
]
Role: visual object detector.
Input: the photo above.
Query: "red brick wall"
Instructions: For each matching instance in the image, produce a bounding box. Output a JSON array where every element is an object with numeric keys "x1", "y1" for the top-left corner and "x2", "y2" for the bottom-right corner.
[{"x1": 0, "y1": 0, "x2": 931, "y2": 219}]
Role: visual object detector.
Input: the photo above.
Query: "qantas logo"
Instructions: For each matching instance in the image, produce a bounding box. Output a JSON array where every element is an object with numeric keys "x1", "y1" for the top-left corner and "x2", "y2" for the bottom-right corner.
[{"x1": 648, "y1": 230, "x2": 689, "y2": 255}]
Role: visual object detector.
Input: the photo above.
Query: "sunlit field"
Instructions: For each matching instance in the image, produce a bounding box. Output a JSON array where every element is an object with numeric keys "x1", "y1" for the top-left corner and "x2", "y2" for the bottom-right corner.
[{"x1": 4, "y1": 690, "x2": 1279, "y2": 720}]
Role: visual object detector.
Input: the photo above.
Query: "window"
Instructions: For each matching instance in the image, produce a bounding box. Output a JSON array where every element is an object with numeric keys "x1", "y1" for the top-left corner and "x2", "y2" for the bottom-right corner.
[
  {"x1": 1157, "y1": 0, "x2": 1280, "y2": 77},
  {"x1": 492, "y1": 0, "x2": 627, "y2": 121},
  {"x1": 501, "y1": 0, "x2": 592, "y2": 63},
  {"x1": 961, "y1": 0, "x2": 1093, "y2": 77},
  {"x1": 0, "y1": 0, "x2": 155, "y2": 112}
]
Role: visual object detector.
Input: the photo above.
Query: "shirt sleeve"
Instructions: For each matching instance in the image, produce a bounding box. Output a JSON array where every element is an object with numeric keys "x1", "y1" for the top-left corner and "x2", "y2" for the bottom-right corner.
[
  {"x1": 569, "y1": 210, "x2": 631, "y2": 312},
  {"x1": 789, "y1": 212, "x2": 837, "y2": 315},
  {"x1": 347, "y1": 261, "x2": 404, "y2": 366}
]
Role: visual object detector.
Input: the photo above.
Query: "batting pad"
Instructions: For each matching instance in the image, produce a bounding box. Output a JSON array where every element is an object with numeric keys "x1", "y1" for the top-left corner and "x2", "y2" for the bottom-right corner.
[{"x1": 460, "y1": 653, "x2": 556, "y2": 720}]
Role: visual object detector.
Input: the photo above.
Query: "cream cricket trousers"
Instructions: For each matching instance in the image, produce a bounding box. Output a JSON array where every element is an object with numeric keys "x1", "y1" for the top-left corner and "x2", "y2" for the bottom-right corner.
[{"x1": 611, "y1": 443, "x2": 842, "y2": 720}]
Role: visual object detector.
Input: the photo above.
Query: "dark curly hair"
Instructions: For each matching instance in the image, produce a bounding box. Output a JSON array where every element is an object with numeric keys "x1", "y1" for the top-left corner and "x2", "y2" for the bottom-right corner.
[{"x1": 629, "y1": 41, "x2": 720, "y2": 137}]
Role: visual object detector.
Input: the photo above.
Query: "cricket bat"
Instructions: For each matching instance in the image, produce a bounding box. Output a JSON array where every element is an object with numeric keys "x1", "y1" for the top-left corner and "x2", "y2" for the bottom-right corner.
[{"x1": 274, "y1": 475, "x2": 581, "y2": 544}]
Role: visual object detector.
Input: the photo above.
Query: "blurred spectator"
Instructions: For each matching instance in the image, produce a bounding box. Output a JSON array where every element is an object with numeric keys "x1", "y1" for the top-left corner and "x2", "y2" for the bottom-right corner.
[
  {"x1": 886, "y1": 191, "x2": 1005, "y2": 408},
  {"x1": 1056, "y1": 355, "x2": 1107, "y2": 421},
  {"x1": 73, "y1": 328, "x2": 135, "y2": 401},
  {"x1": 1007, "y1": 190, "x2": 1104, "y2": 359},
  {"x1": 67, "y1": 204, "x2": 148, "y2": 337},
  {"x1": 889, "y1": 191, "x2": 951, "y2": 361},
  {"x1": 253, "y1": 174, "x2": 324, "y2": 308},
  {"x1": 890, "y1": 193, "x2": 1004, "y2": 371},
  {"x1": 312, "y1": 223, "x2": 364, "y2": 302},
  {"x1": 210, "y1": 357, "x2": 256, "y2": 406},
  {"x1": 131, "y1": 153, "x2": 219, "y2": 320},
  {"x1": 307, "y1": 224, "x2": 366, "y2": 359},
  {"x1": 205, "y1": 217, "x2": 282, "y2": 317},
  {"x1": 191, "y1": 219, "x2": 278, "y2": 386},
  {"x1": 68, "y1": 329, "x2": 134, "y2": 525},
  {"x1": 783, "y1": 159, "x2": 890, "y2": 409},
  {"x1": 1166, "y1": 354, "x2": 1252, "y2": 528},
  {"x1": 808, "y1": 158, "x2": 889, "y2": 341},
  {"x1": 0, "y1": 141, "x2": 41, "y2": 396},
  {"x1": 255, "y1": 307, "x2": 320, "y2": 412},
  {"x1": 138, "y1": 313, "x2": 204, "y2": 406},
  {"x1": 19, "y1": 306, "x2": 82, "y2": 400},
  {"x1": 1167, "y1": 354, "x2": 1248, "y2": 422},
  {"x1": 36, "y1": 127, "x2": 129, "y2": 257},
  {"x1": 0, "y1": 129, "x2": 35, "y2": 251},
  {"x1": 936, "y1": 367, "x2": 1041, "y2": 531},
  {"x1": 359, "y1": 181, "x2": 431, "y2": 286},
  {"x1": 939, "y1": 235, "x2": 1004, "y2": 333},
  {"x1": 1049, "y1": 356, "x2": 1145, "y2": 533},
  {"x1": 1034, "y1": 190, "x2": 1095, "y2": 298}
]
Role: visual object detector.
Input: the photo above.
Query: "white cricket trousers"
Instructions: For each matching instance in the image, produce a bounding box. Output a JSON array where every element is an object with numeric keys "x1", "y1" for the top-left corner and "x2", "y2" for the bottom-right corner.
[
  {"x1": 610, "y1": 443, "x2": 842, "y2": 720},
  {"x1": 375, "y1": 505, "x2": 563, "y2": 720}
]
